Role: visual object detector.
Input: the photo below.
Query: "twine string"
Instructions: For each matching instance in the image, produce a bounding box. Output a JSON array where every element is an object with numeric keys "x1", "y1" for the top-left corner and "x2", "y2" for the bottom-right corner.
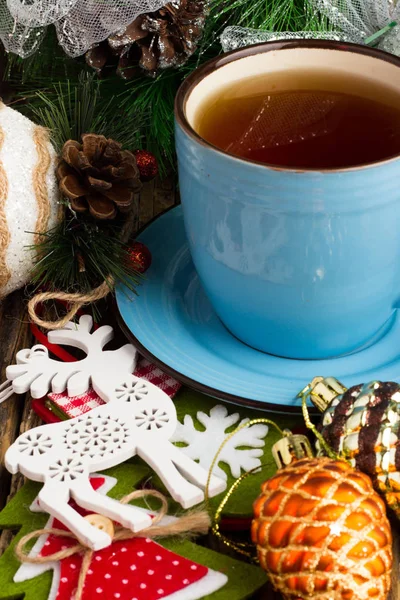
[
  {"x1": 15, "y1": 489, "x2": 210, "y2": 600},
  {"x1": 33, "y1": 126, "x2": 52, "y2": 247},
  {"x1": 27, "y1": 276, "x2": 114, "y2": 330},
  {"x1": 28, "y1": 200, "x2": 137, "y2": 330}
]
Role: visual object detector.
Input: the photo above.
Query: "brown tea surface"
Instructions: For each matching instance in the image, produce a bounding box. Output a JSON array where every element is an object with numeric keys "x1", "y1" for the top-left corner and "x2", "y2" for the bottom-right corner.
[{"x1": 194, "y1": 69, "x2": 400, "y2": 169}]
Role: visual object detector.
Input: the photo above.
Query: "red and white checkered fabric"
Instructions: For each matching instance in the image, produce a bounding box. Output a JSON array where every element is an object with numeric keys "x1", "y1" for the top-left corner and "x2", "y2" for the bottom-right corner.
[
  {"x1": 134, "y1": 357, "x2": 181, "y2": 397},
  {"x1": 48, "y1": 388, "x2": 104, "y2": 418},
  {"x1": 48, "y1": 356, "x2": 181, "y2": 419}
]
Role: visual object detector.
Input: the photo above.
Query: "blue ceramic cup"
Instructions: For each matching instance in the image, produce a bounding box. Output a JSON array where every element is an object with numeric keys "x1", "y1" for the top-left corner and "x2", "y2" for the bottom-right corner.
[{"x1": 175, "y1": 40, "x2": 400, "y2": 359}]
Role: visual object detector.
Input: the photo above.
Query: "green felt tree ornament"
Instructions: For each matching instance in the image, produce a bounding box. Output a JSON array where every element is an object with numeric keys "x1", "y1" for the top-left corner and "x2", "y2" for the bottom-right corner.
[{"x1": 0, "y1": 460, "x2": 267, "y2": 600}]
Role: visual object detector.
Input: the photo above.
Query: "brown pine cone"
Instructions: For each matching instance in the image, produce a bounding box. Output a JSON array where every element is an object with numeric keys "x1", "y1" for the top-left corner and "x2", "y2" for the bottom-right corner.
[
  {"x1": 85, "y1": 40, "x2": 142, "y2": 80},
  {"x1": 57, "y1": 134, "x2": 142, "y2": 220},
  {"x1": 86, "y1": 0, "x2": 207, "y2": 78}
]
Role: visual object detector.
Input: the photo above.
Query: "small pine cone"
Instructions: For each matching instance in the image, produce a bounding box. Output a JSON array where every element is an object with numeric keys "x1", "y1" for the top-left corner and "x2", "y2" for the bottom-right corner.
[
  {"x1": 86, "y1": 0, "x2": 207, "y2": 78},
  {"x1": 57, "y1": 134, "x2": 142, "y2": 220}
]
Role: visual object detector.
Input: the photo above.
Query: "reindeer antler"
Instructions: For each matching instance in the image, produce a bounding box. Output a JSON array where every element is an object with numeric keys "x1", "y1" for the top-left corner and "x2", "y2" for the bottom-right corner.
[
  {"x1": 1, "y1": 316, "x2": 138, "y2": 404},
  {"x1": 48, "y1": 315, "x2": 114, "y2": 354}
]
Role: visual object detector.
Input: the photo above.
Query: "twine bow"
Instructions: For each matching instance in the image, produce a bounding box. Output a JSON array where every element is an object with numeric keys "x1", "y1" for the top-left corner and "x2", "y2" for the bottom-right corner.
[{"x1": 15, "y1": 489, "x2": 210, "y2": 600}]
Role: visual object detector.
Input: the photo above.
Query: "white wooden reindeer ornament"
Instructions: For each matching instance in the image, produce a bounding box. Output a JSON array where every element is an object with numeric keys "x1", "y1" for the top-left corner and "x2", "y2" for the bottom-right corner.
[{"x1": 4, "y1": 316, "x2": 226, "y2": 550}]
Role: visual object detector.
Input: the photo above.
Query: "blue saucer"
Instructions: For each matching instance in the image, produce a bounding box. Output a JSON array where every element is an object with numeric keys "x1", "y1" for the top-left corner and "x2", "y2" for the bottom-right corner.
[{"x1": 116, "y1": 206, "x2": 400, "y2": 413}]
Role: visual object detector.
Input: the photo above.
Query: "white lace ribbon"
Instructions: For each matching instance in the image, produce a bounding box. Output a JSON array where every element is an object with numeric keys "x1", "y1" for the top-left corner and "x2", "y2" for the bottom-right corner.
[
  {"x1": 0, "y1": 0, "x2": 167, "y2": 57},
  {"x1": 221, "y1": 0, "x2": 400, "y2": 57}
]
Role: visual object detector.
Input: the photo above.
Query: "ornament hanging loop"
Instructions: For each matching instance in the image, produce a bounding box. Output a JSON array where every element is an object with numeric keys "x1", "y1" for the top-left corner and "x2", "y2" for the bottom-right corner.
[
  {"x1": 208, "y1": 417, "x2": 287, "y2": 560},
  {"x1": 27, "y1": 276, "x2": 114, "y2": 330},
  {"x1": 298, "y1": 376, "x2": 347, "y2": 412},
  {"x1": 271, "y1": 429, "x2": 313, "y2": 470},
  {"x1": 297, "y1": 378, "x2": 345, "y2": 462}
]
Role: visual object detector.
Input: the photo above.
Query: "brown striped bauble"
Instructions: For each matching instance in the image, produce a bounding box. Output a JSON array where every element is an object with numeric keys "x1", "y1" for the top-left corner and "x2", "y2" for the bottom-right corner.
[
  {"x1": 252, "y1": 457, "x2": 392, "y2": 600},
  {"x1": 0, "y1": 103, "x2": 59, "y2": 297},
  {"x1": 319, "y1": 381, "x2": 400, "y2": 518}
]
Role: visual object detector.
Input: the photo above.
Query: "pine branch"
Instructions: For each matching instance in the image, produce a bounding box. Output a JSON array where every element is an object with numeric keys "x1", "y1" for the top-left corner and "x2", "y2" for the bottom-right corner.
[
  {"x1": 29, "y1": 73, "x2": 147, "y2": 152},
  {"x1": 30, "y1": 215, "x2": 141, "y2": 295},
  {"x1": 120, "y1": 72, "x2": 180, "y2": 172},
  {"x1": 22, "y1": 75, "x2": 144, "y2": 301}
]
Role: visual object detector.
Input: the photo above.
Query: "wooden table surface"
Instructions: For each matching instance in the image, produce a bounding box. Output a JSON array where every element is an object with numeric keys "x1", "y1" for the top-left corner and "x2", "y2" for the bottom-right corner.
[{"x1": 0, "y1": 177, "x2": 398, "y2": 599}]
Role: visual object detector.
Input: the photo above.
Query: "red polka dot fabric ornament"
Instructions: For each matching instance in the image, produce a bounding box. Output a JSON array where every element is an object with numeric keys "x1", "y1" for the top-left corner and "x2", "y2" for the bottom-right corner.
[
  {"x1": 14, "y1": 476, "x2": 227, "y2": 600},
  {"x1": 41, "y1": 529, "x2": 209, "y2": 599}
]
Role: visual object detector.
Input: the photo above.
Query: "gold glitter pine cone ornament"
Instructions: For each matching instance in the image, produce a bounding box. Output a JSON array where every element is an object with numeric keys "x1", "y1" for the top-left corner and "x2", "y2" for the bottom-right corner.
[
  {"x1": 316, "y1": 379, "x2": 400, "y2": 519},
  {"x1": 252, "y1": 457, "x2": 392, "y2": 600},
  {"x1": 57, "y1": 133, "x2": 142, "y2": 220},
  {"x1": 85, "y1": 0, "x2": 208, "y2": 78}
]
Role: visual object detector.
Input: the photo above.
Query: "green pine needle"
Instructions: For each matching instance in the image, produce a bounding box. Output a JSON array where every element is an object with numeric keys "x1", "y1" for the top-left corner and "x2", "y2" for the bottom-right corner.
[
  {"x1": 30, "y1": 216, "x2": 142, "y2": 296},
  {"x1": 29, "y1": 73, "x2": 147, "y2": 152},
  {"x1": 119, "y1": 72, "x2": 180, "y2": 172},
  {"x1": 22, "y1": 74, "x2": 145, "y2": 300}
]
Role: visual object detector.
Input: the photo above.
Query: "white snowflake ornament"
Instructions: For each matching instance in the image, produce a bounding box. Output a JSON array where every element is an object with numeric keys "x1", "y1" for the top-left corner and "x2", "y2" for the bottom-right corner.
[{"x1": 171, "y1": 405, "x2": 269, "y2": 480}]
